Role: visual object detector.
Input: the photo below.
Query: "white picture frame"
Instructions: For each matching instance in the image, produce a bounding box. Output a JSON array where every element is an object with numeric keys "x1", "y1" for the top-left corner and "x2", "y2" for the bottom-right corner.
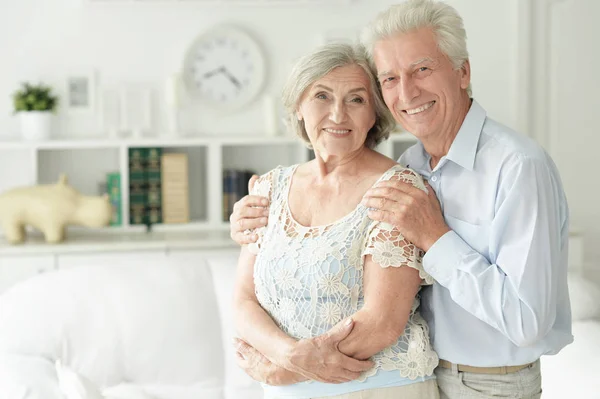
[{"x1": 65, "y1": 69, "x2": 97, "y2": 114}]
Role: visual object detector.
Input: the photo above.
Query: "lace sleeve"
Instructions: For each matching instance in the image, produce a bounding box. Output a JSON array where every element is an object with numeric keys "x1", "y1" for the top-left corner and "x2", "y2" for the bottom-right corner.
[
  {"x1": 247, "y1": 169, "x2": 276, "y2": 255},
  {"x1": 362, "y1": 167, "x2": 434, "y2": 285}
]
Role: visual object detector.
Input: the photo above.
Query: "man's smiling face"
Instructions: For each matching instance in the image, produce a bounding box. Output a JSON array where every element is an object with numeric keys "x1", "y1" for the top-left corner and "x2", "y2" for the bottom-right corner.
[{"x1": 373, "y1": 27, "x2": 470, "y2": 142}]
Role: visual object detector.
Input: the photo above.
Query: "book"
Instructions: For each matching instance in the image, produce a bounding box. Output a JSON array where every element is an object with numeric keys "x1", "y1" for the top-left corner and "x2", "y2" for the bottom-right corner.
[
  {"x1": 106, "y1": 172, "x2": 122, "y2": 226},
  {"x1": 222, "y1": 168, "x2": 256, "y2": 222},
  {"x1": 161, "y1": 153, "x2": 190, "y2": 224},
  {"x1": 128, "y1": 147, "x2": 163, "y2": 226},
  {"x1": 146, "y1": 147, "x2": 163, "y2": 224},
  {"x1": 128, "y1": 148, "x2": 147, "y2": 225}
]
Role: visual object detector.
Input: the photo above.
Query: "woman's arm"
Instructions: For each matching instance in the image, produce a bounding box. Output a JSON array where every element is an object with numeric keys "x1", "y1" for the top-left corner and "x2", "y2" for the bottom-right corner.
[
  {"x1": 233, "y1": 246, "x2": 372, "y2": 384},
  {"x1": 234, "y1": 246, "x2": 305, "y2": 385},
  {"x1": 337, "y1": 254, "x2": 422, "y2": 359}
]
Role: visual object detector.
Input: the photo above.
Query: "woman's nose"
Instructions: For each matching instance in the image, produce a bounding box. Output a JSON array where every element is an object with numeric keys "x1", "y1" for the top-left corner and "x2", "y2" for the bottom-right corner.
[{"x1": 329, "y1": 102, "x2": 347, "y2": 124}]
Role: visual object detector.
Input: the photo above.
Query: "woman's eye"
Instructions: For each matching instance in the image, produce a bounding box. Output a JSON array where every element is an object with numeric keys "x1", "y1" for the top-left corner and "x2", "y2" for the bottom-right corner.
[
  {"x1": 316, "y1": 93, "x2": 328, "y2": 100},
  {"x1": 351, "y1": 97, "x2": 364, "y2": 103}
]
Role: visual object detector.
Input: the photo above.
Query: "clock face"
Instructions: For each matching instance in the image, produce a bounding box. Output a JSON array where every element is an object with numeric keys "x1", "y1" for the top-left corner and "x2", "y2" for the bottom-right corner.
[{"x1": 183, "y1": 26, "x2": 266, "y2": 111}]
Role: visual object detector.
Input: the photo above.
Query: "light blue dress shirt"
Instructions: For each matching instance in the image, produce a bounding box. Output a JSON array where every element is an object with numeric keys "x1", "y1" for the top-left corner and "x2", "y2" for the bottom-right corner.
[{"x1": 399, "y1": 100, "x2": 573, "y2": 367}]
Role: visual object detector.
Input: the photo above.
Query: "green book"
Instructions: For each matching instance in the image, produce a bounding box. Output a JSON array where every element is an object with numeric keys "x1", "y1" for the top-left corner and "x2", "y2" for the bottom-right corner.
[
  {"x1": 106, "y1": 172, "x2": 122, "y2": 226},
  {"x1": 129, "y1": 148, "x2": 148, "y2": 225},
  {"x1": 145, "y1": 147, "x2": 162, "y2": 224}
]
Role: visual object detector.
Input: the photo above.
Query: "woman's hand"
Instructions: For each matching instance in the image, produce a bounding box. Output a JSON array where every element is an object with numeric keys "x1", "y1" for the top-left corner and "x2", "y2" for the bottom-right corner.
[
  {"x1": 283, "y1": 318, "x2": 374, "y2": 384},
  {"x1": 229, "y1": 175, "x2": 270, "y2": 245},
  {"x1": 234, "y1": 338, "x2": 308, "y2": 386}
]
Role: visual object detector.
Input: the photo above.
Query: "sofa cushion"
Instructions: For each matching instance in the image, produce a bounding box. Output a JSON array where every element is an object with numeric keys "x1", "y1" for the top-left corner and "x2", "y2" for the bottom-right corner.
[
  {"x1": 0, "y1": 354, "x2": 64, "y2": 399},
  {"x1": 0, "y1": 259, "x2": 223, "y2": 396}
]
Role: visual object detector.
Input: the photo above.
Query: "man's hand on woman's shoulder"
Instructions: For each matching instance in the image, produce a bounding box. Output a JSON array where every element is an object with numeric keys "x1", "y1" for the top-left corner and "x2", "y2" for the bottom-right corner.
[{"x1": 229, "y1": 175, "x2": 270, "y2": 245}]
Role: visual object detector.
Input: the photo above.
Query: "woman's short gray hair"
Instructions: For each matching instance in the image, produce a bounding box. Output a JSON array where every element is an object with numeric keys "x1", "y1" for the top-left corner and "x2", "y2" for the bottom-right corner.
[
  {"x1": 361, "y1": 0, "x2": 472, "y2": 96},
  {"x1": 282, "y1": 42, "x2": 396, "y2": 149}
]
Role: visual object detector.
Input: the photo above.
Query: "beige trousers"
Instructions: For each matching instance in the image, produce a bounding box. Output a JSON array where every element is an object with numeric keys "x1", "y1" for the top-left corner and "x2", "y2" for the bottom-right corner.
[
  {"x1": 436, "y1": 360, "x2": 542, "y2": 399},
  {"x1": 286, "y1": 379, "x2": 440, "y2": 399}
]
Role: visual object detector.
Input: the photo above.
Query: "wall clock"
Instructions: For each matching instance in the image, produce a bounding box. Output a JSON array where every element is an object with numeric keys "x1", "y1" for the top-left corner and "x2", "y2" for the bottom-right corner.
[{"x1": 182, "y1": 25, "x2": 266, "y2": 111}]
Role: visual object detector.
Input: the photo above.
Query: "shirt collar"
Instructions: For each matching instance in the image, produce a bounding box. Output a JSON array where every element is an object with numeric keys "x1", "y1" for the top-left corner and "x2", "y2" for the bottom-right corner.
[{"x1": 444, "y1": 99, "x2": 487, "y2": 171}]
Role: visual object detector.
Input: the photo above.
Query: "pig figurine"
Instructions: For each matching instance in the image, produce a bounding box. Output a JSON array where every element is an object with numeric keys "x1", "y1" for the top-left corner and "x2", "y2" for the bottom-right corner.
[{"x1": 0, "y1": 174, "x2": 112, "y2": 244}]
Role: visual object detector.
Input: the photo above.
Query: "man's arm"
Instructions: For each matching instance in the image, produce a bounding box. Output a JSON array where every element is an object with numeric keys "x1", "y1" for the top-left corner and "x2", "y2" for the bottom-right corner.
[
  {"x1": 422, "y1": 157, "x2": 566, "y2": 346},
  {"x1": 233, "y1": 246, "x2": 373, "y2": 384},
  {"x1": 363, "y1": 157, "x2": 566, "y2": 347}
]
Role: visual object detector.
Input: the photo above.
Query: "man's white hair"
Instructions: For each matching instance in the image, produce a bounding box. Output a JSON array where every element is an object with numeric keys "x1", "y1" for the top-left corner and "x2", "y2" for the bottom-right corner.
[{"x1": 361, "y1": 0, "x2": 472, "y2": 95}]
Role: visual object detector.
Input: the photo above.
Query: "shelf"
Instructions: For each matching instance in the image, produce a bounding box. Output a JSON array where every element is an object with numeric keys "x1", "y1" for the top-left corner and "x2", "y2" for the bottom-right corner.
[
  {"x1": 0, "y1": 229, "x2": 237, "y2": 256},
  {"x1": 106, "y1": 221, "x2": 220, "y2": 233},
  {"x1": 0, "y1": 132, "x2": 418, "y2": 243}
]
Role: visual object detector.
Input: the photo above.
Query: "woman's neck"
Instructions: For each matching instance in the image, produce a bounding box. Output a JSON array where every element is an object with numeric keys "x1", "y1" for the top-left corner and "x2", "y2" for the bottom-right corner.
[{"x1": 312, "y1": 147, "x2": 371, "y2": 183}]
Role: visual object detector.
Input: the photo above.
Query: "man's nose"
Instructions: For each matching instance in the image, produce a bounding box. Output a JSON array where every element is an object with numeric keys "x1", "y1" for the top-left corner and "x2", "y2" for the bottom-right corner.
[{"x1": 398, "y1": 77, "x2": 420, "y2": 103}]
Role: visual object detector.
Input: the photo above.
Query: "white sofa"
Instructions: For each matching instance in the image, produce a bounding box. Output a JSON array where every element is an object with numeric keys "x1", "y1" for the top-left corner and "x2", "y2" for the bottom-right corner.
[
  {"x1": 0, "y1": 249, "x2": 598, "y2": 399},
  {"x1": 0, "y1": 251, "x2": 263, "y2": 399}
]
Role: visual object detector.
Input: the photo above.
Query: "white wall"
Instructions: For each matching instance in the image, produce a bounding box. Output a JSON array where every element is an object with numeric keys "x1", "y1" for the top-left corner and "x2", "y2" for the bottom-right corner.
[
  {"x1": 545, "y1": 0, "x2": 600, "y2": 266},
  {"x1": 0, "y1": 0, "x2": 518, "y2": 139},
  {"x1": 5, "y1": 0, "x2": 597, "y2": 266}
]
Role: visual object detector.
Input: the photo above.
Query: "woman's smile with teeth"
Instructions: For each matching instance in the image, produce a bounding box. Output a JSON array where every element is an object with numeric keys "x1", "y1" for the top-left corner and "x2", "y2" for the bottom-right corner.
[
  {"x1": 324, "y1": 128, "x2": 351, "y2": 134},
  {"x1": 405, "y1": 101, "x2": 435, "y2": 115}
]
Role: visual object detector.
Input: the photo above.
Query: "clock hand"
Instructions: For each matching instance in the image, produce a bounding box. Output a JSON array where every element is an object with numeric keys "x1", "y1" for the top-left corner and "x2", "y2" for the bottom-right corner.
[
  {"x1": 222, "y1": 67, "x2": 242, "y2": 89},
  {"x1": 203, "y1": 66, "x2": 226, "y2": 79}
]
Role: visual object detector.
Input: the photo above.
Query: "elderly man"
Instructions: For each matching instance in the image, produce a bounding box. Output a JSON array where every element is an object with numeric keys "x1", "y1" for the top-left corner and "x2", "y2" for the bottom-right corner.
[{"x1": 230, "y1": 1, "x2": 572, "y2": 398}]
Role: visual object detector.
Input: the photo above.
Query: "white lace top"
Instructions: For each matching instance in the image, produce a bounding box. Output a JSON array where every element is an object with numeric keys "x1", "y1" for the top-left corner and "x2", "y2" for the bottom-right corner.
[{"x1": 248, "y1": 164, "x2": 438, "y2": 386}]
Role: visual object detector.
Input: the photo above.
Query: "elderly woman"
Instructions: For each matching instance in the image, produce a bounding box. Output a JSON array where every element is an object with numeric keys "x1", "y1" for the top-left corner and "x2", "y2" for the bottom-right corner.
[{"x1": 233, "y1": 43, "x2": 439, "y2": 399}]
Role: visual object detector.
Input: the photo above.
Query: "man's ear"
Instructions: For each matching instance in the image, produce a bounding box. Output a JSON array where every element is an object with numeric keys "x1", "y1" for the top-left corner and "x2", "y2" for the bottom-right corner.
[{"x1": 460, "y1": 59, "x2": 471, "y2": 90}]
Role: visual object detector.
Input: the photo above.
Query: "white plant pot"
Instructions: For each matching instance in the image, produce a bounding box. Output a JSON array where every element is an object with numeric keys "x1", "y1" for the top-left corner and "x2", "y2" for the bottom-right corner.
[{"x1": 19, "y1": 111, "x2": 53, "y2": 141}]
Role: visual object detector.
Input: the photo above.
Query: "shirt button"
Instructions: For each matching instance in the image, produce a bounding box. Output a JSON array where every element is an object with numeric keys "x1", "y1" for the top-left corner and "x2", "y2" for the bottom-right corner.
[{"x1": 431, "y1": 176, "x2": 438, "y2": 182}]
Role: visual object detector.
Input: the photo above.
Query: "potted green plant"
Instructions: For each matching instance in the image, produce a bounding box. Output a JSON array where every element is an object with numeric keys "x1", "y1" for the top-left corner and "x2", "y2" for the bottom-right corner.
[{"x1": 12, "y1": 82, "x2": 59, "y2": 140}]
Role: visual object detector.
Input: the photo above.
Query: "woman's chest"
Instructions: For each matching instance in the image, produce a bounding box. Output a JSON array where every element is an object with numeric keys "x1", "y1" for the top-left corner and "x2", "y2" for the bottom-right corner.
[{"x1": 286, "y1": 182, "x2": 369, "y2": 227}]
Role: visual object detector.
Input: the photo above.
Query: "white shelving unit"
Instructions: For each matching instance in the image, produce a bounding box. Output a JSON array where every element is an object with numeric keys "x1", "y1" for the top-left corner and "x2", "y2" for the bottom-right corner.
[{"x1": 0, "y1": 132, "x2": 417, "y2": 235}]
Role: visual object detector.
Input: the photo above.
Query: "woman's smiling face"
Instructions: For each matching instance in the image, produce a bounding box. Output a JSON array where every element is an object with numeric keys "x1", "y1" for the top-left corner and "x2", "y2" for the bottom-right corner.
[{"x1": 297, "y1": 64, "x2": 377, "y2": 159}]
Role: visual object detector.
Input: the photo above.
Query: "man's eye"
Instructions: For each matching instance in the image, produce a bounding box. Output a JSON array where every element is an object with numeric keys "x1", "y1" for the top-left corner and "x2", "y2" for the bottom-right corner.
[
  {"x1": 418, "y1": 67, "x2": 429, "y2": 72},
  {"x1": 381, "y1": 77, "x2": 395, "y2": 84}
]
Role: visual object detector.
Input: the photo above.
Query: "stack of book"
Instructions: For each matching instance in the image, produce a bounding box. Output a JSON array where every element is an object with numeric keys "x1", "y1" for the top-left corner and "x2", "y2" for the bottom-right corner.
[
  {"x1": 128, "y1": 147, "x2": 163, "y2": 226},
  {"x1": 223, "y1": 169, "x2": 255, "y2": 222}
]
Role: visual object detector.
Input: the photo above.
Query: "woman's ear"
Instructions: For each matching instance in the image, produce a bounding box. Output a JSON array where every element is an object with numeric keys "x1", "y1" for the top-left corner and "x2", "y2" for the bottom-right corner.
[{"x1": 296, "y1": 111, "x2": 303, "y2": 121}]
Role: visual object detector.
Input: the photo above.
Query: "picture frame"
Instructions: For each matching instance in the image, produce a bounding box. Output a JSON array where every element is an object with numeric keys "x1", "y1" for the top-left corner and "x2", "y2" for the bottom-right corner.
[{"x1": 65, "y1": 69, "x2": 97, "y2": 114}]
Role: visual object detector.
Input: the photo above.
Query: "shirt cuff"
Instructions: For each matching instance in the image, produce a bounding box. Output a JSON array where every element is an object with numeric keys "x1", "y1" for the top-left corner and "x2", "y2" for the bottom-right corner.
[{"x1": 423, "y1": 230, "x2": 471, "y2": 286}]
